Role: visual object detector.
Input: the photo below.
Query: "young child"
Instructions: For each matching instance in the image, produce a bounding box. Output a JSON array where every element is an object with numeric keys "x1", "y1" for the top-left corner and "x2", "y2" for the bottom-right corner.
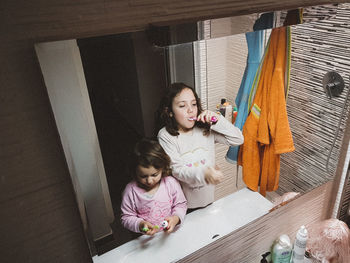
[
  {"x1": 156, "y1": 82, "x2": 244, "y2": 209},
  {"x1": 120, "y1": 138, "x2": 187, "y2": 235}
]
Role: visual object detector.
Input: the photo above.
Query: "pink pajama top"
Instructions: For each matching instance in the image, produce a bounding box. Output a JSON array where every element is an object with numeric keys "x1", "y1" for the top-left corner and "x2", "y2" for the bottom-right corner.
[{"x1": 121, "y1": 176, "x2": 187, "y2": 233}]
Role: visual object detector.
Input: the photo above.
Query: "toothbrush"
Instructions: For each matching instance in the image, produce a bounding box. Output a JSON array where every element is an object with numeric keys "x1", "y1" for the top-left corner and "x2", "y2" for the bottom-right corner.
[{"x1": 188, "y1": 116, "x2": 218, "y2": 123}]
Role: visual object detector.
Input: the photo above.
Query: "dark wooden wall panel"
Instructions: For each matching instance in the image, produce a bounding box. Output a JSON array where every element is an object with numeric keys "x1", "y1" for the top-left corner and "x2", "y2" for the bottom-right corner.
[
  {"x1": 0, "y1": 0, "x2": 345, "y2": 262},
  {"x1": 0, "y1": 47, "x2": 63, "y2": 200},
  {"x1": 0, "y1": 44, "x2": 92, "y2": 262},
  {"x1": 0, "y1": 183, "x2": 91, "y2": 262},
  {"x1": 1, "y1": 0, "x2": 342, "y2": 42}
]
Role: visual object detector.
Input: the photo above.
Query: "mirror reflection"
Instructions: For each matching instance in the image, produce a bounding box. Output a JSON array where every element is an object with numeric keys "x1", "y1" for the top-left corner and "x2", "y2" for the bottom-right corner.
[{"x1": 35, "y1": 3, "x2": 350, "y2": 258}]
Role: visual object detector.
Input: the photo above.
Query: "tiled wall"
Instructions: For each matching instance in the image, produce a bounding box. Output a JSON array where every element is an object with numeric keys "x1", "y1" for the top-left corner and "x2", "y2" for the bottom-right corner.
[
  {"x1": 197, "y1": 4, "x2": 350, "y2": 201},
  {"x1": 279, "y1": 5, "x2": 350, "y2": 194}
]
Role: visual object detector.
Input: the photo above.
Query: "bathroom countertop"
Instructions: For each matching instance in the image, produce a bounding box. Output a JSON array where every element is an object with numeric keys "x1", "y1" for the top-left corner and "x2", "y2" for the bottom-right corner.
[{"x1": 92, "y1": 188, "x2": 274, "y2": 263}]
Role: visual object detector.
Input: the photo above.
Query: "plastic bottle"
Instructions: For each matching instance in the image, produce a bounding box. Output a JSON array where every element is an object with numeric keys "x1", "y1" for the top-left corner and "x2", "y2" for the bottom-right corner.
[
  {"x1": 272, "y1": 234, "x2": 292, "y2": 263},
  {"x1": 219, "y1": 98, "x2": 227, "y2": 116},
  {"x1": 291, "y1": 225, "x2": 308, "y2": 263},
  {"x1": 224, "y1": 103, "x2": 232, "y2": 122},
  {"x1": 218, "y1": 98, "x2": 233, "y2": 122},
  {"x1": 232, "y1": 106, "x2": 238, "y2": 124}
]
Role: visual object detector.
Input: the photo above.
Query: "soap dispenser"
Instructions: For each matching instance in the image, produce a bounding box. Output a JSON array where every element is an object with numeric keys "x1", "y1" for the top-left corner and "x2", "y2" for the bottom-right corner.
[{"x1": 272, "y1": 234, "x2": 292, "y2": 263}]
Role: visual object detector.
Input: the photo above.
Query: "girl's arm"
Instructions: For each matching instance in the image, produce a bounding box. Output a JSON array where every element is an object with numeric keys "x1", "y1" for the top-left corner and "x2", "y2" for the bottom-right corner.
[
  {"x1": 210, "y1": 115, "x2": 244, "y2": 146},
  {"x1": 163, "y1": 176, "x2": 187, "y2": 233},
  {"x1": 168, "y1": 176, "x2": 187, "y2": 223},
  {"x1": 120, "y1": 185, "x2": 143, "y2": 233},
  {"x1": 158, "y1": 130, "x2": 207, "y2": 186}
]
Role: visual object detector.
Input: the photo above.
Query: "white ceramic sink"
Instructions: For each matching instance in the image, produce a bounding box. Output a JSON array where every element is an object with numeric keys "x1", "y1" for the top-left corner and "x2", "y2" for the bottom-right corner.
[{"x1": 92, "y1": 188, "x2": 273, "y2": 263}]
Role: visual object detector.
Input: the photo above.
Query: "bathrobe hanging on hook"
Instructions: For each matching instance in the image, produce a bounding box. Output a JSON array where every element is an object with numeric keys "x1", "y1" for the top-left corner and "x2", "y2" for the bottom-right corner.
[
  {"x1": 226, "y1": 30, "x2": 264, "y2": 164},
  {"x1": 238, "y1": 26, "x2": 295, "y2": 196}
]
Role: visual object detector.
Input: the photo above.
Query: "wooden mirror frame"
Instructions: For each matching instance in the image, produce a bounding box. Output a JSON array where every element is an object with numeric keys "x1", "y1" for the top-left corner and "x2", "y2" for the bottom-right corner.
[{"x1": 1, "y1": 1, "x2": 348, "y2": 262}]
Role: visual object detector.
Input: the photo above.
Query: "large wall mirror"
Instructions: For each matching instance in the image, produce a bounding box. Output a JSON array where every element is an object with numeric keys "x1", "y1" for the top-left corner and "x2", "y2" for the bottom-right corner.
[{"x1": 34, "y1": 3, "x2": 350, "y2": 261}]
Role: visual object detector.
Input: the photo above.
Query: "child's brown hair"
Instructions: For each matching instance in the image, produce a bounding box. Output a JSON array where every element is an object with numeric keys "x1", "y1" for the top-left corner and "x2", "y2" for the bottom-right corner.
[
  {"x1": 129, "y1": 138, "x2": 172, "y2": 177},
  {"x1": 155, "y1": 82, "x2": 210, "y2": 136}
]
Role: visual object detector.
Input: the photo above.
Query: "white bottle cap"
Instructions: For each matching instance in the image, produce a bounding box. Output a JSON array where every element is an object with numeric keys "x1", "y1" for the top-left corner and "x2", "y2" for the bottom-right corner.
[
  {"x1": 299, "y1": 225, "x2": 308, "y2": 237},
  {"x1": 278, "y1": 234, "x2": 291, "y2": 247}
]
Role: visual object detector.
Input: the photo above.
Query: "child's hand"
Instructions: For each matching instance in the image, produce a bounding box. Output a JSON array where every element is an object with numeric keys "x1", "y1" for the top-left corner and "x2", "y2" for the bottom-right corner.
[
  {"x1": 197, "y1": 110, "x2": 219, "y2": 124},
  {"x1": 163, "y1": 216, "x2": 180, "y2": 233},
  {"x1": 204, "y1": 166, "x2": 224, "y2": 185},
  {"x1": 139, "y1": 220, "x2": 159, "y2": 236}
]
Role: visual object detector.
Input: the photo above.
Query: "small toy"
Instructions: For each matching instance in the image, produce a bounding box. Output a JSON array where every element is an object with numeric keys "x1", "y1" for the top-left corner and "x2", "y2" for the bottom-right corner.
[
  {"x1": 161, "y1": 220, "x2": 169, "y2": 229},
  {"x1": 142, "y1": 220, "x2": 168, "y2": 233},
  {"x1": 142, "y1": 224, "x2": 160, "y2": 233}
]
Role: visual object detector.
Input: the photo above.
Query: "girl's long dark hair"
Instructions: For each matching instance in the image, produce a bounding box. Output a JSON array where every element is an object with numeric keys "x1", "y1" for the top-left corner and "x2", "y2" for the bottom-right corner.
[
  {"x1": 154, "y1": 82, "x2": 210, "y2": 136},
  {"x1": 129, "y1": 138, "x2": 172, "y2": 178}
]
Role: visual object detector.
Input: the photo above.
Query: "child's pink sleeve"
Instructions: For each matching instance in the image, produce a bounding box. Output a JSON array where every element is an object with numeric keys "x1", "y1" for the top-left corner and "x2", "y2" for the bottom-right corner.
[
  {"x1": 168, "y1": 177, "x2": 187, "y2": 224},
  {"x1": 120, "y1": 184, "x2": 143, "y2": 233}
]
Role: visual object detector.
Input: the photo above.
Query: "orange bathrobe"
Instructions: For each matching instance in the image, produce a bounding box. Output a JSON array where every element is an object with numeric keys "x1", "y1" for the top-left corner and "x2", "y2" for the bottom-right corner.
[{"x1": 238, "y1": 27, "x2": 295, "y2": 196}]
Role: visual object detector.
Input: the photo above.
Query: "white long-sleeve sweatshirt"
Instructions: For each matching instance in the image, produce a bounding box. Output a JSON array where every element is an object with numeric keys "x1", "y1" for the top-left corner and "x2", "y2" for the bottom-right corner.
[{"x1": 158, "y1": 115, "x2": 243, "y2": 208}]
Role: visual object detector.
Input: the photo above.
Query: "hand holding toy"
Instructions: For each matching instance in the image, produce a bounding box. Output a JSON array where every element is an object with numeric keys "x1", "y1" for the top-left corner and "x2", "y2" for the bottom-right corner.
[
  {"x1": 139, "y1": 221, "x2": 159, "y2": 235},
  {"x1": 163, "y1": 216, "x2": 180, "y2": 233}
]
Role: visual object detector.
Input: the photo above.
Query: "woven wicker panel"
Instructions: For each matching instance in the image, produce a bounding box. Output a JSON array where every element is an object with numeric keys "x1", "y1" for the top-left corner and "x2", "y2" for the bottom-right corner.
[{"x1": 279, "y1": 4, "x2": 350, "y2": 195}]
